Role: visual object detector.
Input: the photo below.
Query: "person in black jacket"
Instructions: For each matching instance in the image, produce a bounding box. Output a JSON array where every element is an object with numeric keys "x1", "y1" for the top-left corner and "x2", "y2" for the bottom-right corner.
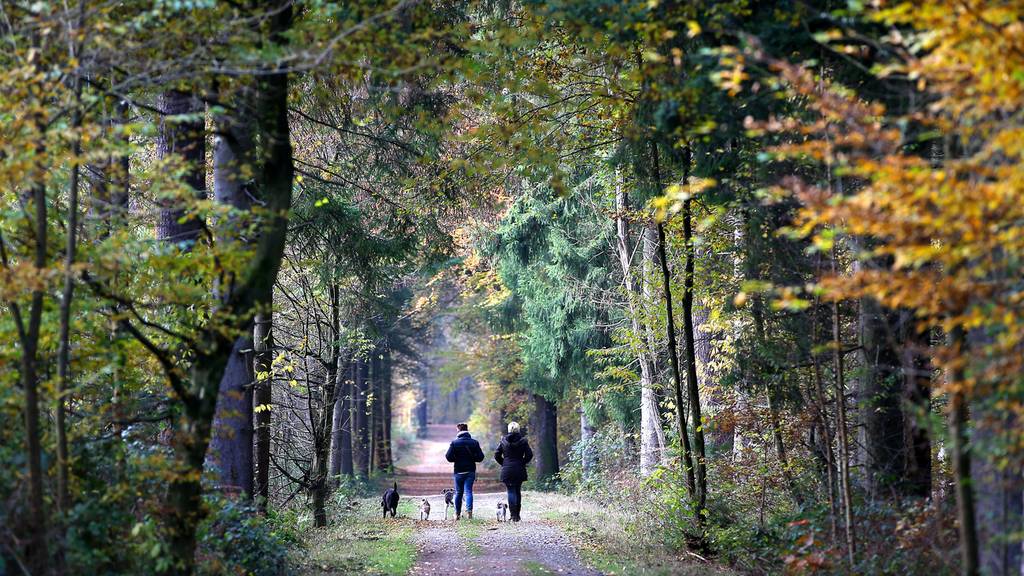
[
  {"x1": 494, "y1": 421, "x2": 533, "y2": 522},
  {"x1": 445, "y1": 422, "x2": 485, "y2": 520}
]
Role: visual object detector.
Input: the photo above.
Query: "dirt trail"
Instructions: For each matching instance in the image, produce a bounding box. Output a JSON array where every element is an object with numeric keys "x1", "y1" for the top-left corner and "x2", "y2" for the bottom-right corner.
[{"x1": 397, "y1": 425, "x2": 601, "y2": 576}]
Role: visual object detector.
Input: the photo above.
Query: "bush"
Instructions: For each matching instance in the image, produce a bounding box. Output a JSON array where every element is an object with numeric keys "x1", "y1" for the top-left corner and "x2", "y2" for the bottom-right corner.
[{"x1": 197, "y1": 497, "x2": 291, "y2": 576}]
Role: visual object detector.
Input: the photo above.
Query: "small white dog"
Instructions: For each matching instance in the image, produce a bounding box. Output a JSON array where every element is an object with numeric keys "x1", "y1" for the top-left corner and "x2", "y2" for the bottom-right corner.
[
  {"x1": 496, "y1": 502, "x2": 508, "y2": 522},
  {"x1": 419, "y1": 499, "x2": 431, "y2": 521}
]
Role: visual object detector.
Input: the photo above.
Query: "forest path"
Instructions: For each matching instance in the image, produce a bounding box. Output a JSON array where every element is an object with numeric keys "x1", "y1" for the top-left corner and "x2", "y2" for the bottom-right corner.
[{"x1": 398, "y1": 425, "x2": 602, "y2": 576}]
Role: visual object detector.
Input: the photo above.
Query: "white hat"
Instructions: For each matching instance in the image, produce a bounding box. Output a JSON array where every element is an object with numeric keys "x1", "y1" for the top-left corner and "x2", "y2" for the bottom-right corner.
[{"x1": 507, "y1": 421, "x2": 520, "y2": 434}]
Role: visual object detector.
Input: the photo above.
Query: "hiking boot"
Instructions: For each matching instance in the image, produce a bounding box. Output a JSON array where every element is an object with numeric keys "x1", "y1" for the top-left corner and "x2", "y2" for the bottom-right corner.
[
  {"x1": 455, "y1": 512, "x2": 461, "y2": 520},
  {"x1": 466, "y1": 509, "x2": 473, "y2": 520}
]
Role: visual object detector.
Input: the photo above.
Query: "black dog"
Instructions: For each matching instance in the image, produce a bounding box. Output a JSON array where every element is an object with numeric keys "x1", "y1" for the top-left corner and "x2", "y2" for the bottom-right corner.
[{"x1": 381, "y1": 482, "x2": 399, "y2": 518}]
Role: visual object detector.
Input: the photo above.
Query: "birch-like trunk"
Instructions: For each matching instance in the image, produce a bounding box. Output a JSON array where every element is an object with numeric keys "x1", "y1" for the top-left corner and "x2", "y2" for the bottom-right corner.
[{"x1": 614, "y1": 182, "x2": 665, "y2": 476}]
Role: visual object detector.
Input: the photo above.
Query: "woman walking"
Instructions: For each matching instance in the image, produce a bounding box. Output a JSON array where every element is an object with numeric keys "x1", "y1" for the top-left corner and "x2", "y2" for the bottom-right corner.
[{"x1": 494, "y1": 421, "x2": 533, "y2": 522}]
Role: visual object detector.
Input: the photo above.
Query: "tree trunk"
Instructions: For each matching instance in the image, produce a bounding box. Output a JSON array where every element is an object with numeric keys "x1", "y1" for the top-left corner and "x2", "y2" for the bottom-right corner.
[
  {"x1": 156, "y1": 90, "x2": 205, "y2": 247},
  {"x1": 56, "y1": 78, "x2": 84, "y2": 516},
  {"x1": 832, "y1": 295, "x2": 857, "y2": 563},
  {"x1": 354, "y1": 359, "x2": 371, "y2": 477},
  {"x1": 380, "y1": 346, "x2": 394, "y2": 472},
  {"x1": 311, "y1": 284, "x2": 341, "y2": 525},
  {"x1": 654, "y1": 218, "x2": 698, "y2": 507},
  {"x1": 208, "y1": 337, "x2": 255, "y2": 496},
  {"x1": 254, "y1": 313, "x2": 273, "y2": 511},
  {"x1": 949, "y1": 326, "x2": 979, "y2": 576},
  {"x1": 677, "y1": 194, "x2": 707, "y2": 514},
  {"x1": 974, "y1": 411, "x2": 1023, "y2": 576},
  {"x1": 162, "y1": 2, "x2": 293, "y2": 569},
  {"x1": 370, "y1": 349, "x2": 383, "y2": 472},
  {"x1": 811, "y1": 299, "x2": 839, "y2": 542},
  {"x1": 416, "y1": 380, "x2": 429, "y2": 438},
  {"x1": 614, "y1": 179, "x2": 665, "y2": 476},
  {"x1": 207, "y1": 97, "x2": 258, "y2": 498},
  {"x1": 532, "y1": 394, "x2": 560, "y2": 482},
  {"x1": 11, "y1": 178, "x2": 50, "y2": 574},
  {"x1": 904, "y1": 322, "x2": 932, "y2": 498},
  {"x1": 860, "y1": 298, "x2": 909, "y2": 500},
  {"x1": 330, "y1": 361, "x2": 354, "y2": 478}
]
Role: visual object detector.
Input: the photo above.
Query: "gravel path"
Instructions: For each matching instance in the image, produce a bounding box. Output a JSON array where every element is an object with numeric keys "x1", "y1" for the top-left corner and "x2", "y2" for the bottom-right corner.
[{"x1": 410, "y1": 491, "x2": 601, "y2": 576}]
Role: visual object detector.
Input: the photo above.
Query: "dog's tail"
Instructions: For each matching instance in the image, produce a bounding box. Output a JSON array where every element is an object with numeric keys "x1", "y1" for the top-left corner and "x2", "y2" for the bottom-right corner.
[{"x1": 393, "y1": 481, "x2": 398, "y2": 491}]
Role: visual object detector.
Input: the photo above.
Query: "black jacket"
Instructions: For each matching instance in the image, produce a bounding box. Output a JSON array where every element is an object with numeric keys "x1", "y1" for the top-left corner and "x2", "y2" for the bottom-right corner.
[
  {"x1": 494, "y1": 432, "x2": 533, "y2": 484},
  {"x1": 445, "y1": 431, "x2": 485, "y2": 474}
]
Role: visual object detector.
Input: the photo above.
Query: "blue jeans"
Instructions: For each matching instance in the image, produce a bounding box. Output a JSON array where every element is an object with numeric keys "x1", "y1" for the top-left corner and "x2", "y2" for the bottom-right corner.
[
  {"x1": 453, "y1": 471, "x2": 476, "y2": 515},
  {"x1": 504, "y1": 481, "x2": 522, "y2": 519}
]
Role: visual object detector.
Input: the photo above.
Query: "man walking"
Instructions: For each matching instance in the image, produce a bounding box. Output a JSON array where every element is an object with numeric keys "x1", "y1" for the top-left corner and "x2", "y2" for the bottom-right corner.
[{"x1": 445, "y1": 422, "x2": 485, "y2": 520}]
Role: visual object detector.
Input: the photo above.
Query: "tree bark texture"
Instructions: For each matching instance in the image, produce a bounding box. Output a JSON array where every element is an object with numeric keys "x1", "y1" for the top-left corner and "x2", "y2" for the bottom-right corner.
[
  {"x1": 208, "y1": 336, "x2": 256, "y2": 496},
  {"x1": 532, "y1": 394, "x2": 560, "y2": 482},
  {"x1": 156, "y1": 90, "x2": 205, "y2": 247}
]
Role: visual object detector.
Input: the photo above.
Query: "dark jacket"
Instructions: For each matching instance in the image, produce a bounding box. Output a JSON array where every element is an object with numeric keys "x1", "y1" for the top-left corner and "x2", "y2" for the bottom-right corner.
[
  {"x1": 494, "y1": 432, "x2": 533, "y2": 484},
  {"x1": 446, "y1": 431, "x2": 485, "y2": 474}
]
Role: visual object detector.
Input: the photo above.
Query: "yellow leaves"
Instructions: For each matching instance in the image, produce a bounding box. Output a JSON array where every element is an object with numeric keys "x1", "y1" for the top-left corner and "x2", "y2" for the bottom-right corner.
[
  {"x1": 733, "y1": 291, "x2": 748, "y2": 308},
  {"x1": 651, "y1": 178, "x2": 716, "y2": 220}
]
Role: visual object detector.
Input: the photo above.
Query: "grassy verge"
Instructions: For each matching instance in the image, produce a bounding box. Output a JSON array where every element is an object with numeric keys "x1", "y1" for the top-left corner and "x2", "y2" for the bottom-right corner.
[
  {"x1": 291, "y1": 497, "x2": 419, "y2": 576},
  {"x1": 527, "y1": 492, "x2": 735, "y2": 576},
  {"x1": 455, "y1": 519, "x2": 484, "y2": 556}
]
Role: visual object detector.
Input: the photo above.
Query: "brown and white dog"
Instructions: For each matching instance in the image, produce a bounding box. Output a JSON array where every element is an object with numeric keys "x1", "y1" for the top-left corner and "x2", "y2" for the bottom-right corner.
[
  {"x1": 441, "y1": 488, "x2": 455, "y2": 520},
  {"x1": 419, "y1": 498, "x2": 431, "y2": 521},
  {"x1": 496, "y1": 502, "x2": 508, "y2": 522}
]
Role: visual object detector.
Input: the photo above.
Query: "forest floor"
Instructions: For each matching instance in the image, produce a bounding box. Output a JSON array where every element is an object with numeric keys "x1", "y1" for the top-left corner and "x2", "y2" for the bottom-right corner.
[{"x1": 292, "y1": 425, "x2": 734, "y2": 576}]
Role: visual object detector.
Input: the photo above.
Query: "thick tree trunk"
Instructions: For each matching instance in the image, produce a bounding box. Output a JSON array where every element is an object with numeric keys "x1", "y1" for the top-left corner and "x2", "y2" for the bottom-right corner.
[
  {"x1": 167, "y1": 358, "x2": 226, "y2": 576},
  {"x1": 532, "y1": 394, "x2": 560, "y2": 482},
  {"x1": 974, "y1": 413, "x2": 1023, "y2": 576},
  {"x1": 208, "y1": 337, "x2": 255, "y2": 496},
  {"x1": 162, "y1": 2, "x2": 293, "y2": 569},
  {"x1": 156, "y1": 90, "x2": 205, "y2": 247},
  {"x1": 860, "y1": 298, "x2": 909, "y2": 500},
  {"x1": 207, "y1": 98, "x2": 258, "y2": 498},
  {"x1": 354, "y1": 359, "x2": 371, "y2": 477},
  {"x1": 614, "y1": 181, "x2": 665, "y2": 476},
  {"x1": 254, "y1": 313, "x2": 273, "y2": 511}
]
